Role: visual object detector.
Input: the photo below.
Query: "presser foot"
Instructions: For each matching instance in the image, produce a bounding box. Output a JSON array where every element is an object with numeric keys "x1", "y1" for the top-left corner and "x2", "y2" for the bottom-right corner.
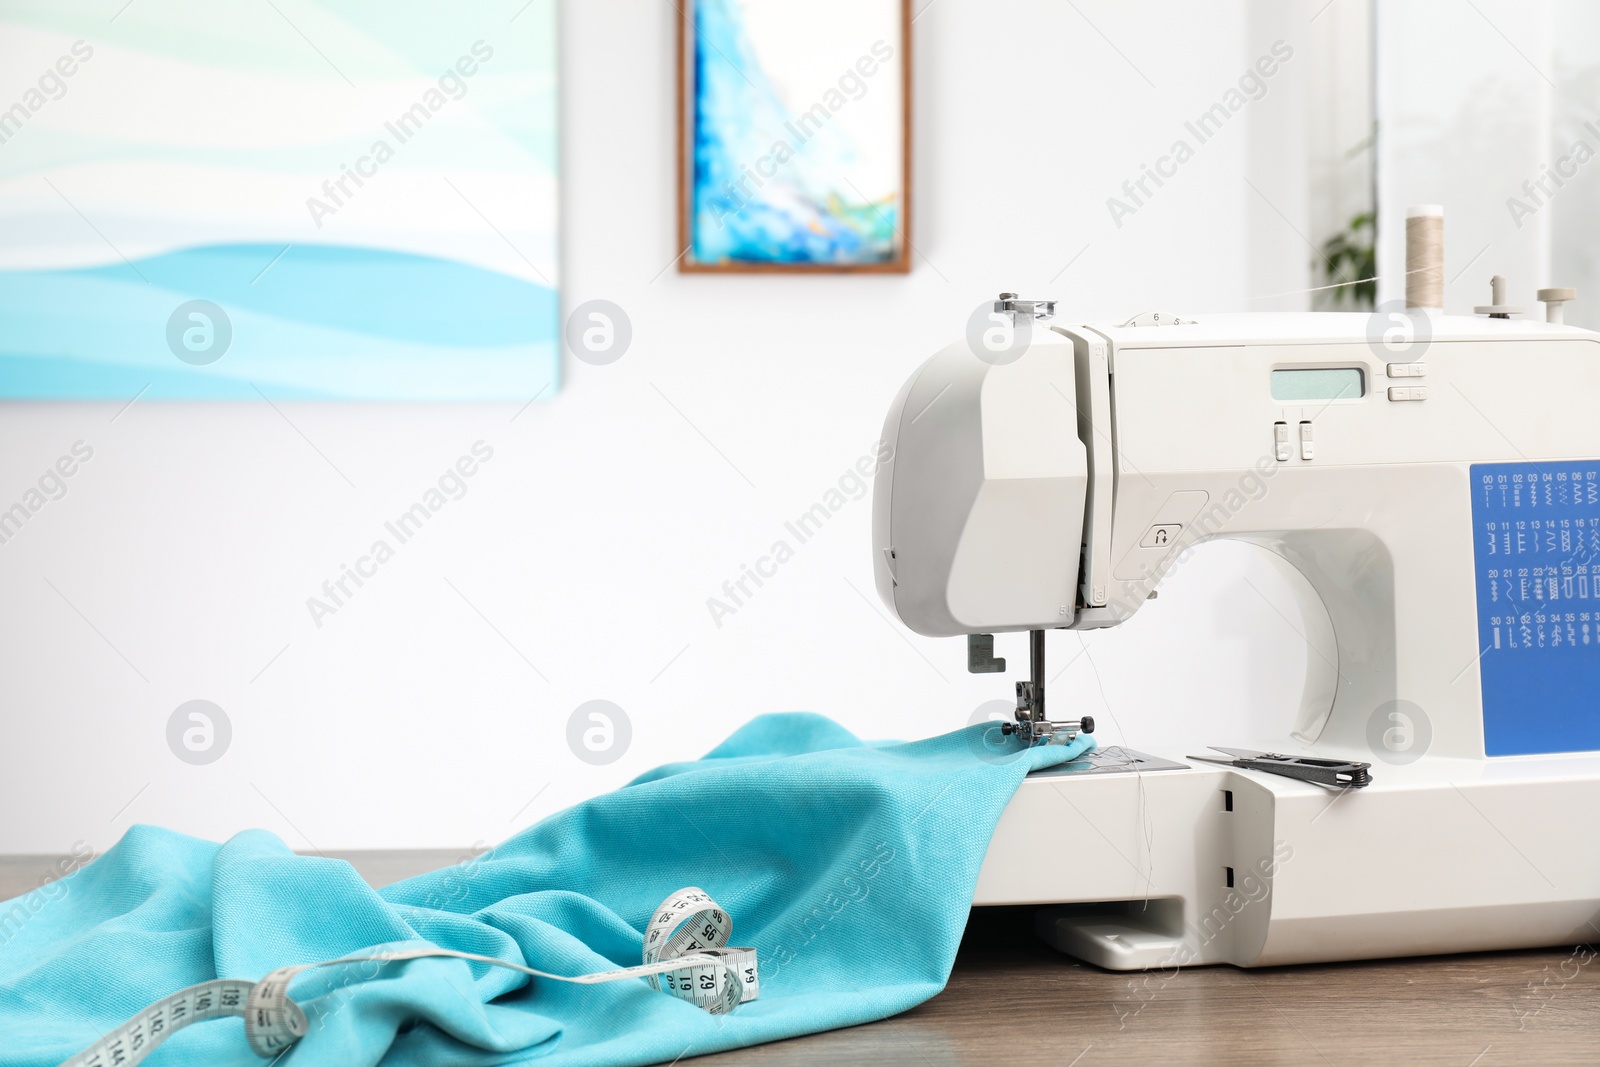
[
  {"x1": 994, "y1": 630, "x2": 1096, "y2": 745},
  {"x1": 1001, "y1": 713, "x2": 1095, "y2": 747}
]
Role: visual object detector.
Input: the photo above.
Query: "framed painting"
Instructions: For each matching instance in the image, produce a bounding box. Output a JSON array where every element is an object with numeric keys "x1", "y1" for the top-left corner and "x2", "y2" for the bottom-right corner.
[
  {"x1": 677, "y1": 0, "x2": 911, "y2": 273},
  {"x1": 0, "y1": 0, "x2": 558, "y2": 401}
]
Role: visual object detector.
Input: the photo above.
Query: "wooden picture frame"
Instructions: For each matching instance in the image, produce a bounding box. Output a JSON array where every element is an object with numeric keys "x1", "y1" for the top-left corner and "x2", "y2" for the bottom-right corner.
[{"x1": 676, "y1": 0, "x2": 912, "y2": 273}]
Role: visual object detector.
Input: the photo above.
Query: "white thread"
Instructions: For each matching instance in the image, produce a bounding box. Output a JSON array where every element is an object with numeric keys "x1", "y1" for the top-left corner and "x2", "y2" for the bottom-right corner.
[
  {"x1": 57, "y1": 887, "x2": 756, "y2": 1066},
  {"x1": 1244, "y1": 267, "x2": 1431, "y2": 305}
]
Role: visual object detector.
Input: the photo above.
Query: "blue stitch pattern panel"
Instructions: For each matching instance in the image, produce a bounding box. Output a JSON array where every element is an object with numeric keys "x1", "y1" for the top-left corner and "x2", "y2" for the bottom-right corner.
[{"x1": 1472, "y1": 461, "x2": 1600, "y2": 756}]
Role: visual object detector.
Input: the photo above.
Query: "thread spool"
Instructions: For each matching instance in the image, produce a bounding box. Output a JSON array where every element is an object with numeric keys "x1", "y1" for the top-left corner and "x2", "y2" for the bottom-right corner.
[{"x1": 1405, "y1": 205, "x2": 1444, "y2": 310}]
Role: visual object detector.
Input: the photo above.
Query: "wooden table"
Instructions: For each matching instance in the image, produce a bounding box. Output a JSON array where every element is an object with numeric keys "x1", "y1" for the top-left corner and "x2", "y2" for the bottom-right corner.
[{"x1": 696, "y1": 907, "x2": 1598, "y2": 1066}]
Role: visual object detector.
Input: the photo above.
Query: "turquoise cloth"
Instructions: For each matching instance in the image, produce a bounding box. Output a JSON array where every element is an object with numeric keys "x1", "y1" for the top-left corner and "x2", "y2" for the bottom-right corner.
[{"x1": 0, "y1": 714, "x2": 1091, "y2": 1066}]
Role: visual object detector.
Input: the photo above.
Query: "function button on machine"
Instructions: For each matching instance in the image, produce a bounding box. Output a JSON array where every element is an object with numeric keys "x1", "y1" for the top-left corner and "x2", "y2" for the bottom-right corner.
[
  {"x1": 1141, "y1": 524, "x2": 1182, "y2": 548},
  {"x1": 1386, "y1": 362, "x2": 1427, "y2": 378},
  {"x1": 1274, "y1": 420, "x2": 1291, "y2": 461},
  {"x1": 1299, "y1": 421, "x2": 1314, "y2": 460},
  {"x1": 1388, "y1": 386, "x2": 1429, "y2": 401}
]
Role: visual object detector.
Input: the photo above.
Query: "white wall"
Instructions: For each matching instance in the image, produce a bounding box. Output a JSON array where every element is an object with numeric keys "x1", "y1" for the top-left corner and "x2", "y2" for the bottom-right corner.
[
  {"x1": 0, "y1": 0, "x2": 1333, "y2": 854},
  {"x1": 1375, "y1": 0, "x2": 1552, "y2": 313},
  {"x1": 1304, "y1": 0, "x2": 1375, "y2": 305},
  {"x1": 1376, "y1": 0, "x2": 1600, "y2": 322}
]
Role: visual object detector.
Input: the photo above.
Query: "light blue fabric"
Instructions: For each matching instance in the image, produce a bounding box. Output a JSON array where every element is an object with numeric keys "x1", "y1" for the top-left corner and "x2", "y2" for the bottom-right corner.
[{"x1": 0, "y1": 714, "x2": 1092, "y2": 1066}]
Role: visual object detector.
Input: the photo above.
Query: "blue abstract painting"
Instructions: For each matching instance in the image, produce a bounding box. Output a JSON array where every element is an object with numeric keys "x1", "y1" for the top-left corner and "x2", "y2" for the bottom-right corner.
[
  {"x1": 0, "y1": 0, "x2": 558, "y2": 400},
  {"x1": 684, "y1": 0, "x2": 907, "y2": 270}
]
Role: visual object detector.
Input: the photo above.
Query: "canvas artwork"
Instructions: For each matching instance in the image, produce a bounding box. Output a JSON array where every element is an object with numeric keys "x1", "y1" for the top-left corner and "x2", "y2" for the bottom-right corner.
[
  {"x1": 0, "y1": 0, "x2": 558, "y2": 400},
  {"x1": 679, "y1": 0, "x2": 910, "y2": 272}
]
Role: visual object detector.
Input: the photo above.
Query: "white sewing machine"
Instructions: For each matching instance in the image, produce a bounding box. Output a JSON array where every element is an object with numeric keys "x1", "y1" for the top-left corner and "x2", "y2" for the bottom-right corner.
[{"x1": 871, "y1": 231, "x2": 1600, "y2": 969}]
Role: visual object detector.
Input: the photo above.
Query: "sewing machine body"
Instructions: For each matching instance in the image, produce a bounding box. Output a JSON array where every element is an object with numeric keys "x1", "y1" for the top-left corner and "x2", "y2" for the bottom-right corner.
[{"x1": 874, "y1": 311, "x2": 1600, "y2": 967}]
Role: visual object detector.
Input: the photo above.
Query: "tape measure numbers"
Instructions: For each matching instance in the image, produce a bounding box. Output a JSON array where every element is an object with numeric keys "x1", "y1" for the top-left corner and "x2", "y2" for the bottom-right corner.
[
  {"x1": 644, "y1": 887, "x2": 760, "y2": 1014},
  {"x1": 60, "y1": 887, "x2": 756, "y2": 1067}
]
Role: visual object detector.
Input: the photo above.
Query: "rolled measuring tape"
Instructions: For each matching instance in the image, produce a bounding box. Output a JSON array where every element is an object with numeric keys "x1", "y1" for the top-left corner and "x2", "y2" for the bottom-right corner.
[
  {"x1": 643, "y1": 886, "x2": 759, "y2": 1014},
  {"x1": 58, "y1": 887, "x2": 757, "y2": 1067}
]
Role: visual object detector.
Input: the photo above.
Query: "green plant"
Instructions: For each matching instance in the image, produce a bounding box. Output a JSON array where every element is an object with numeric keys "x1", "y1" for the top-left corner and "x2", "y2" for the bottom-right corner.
[{"x1": 1316, "y1": 211, "x2": 1375, "y2": 309}]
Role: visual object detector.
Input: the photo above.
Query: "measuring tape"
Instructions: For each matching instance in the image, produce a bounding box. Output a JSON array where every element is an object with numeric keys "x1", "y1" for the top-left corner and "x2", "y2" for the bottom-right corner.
[
  {"x1": 642, "y1": 886, "x2": 758, "y2": 1013},
  {"x1": 59, "y1": 887, "x2": 757, "y2": 1067}
]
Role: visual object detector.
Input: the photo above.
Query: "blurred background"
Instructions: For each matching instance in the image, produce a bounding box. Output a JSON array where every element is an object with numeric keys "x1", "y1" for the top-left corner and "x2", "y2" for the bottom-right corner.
[{"x1": 0, "y1": 0, "x2": 1591, "y2": 854}]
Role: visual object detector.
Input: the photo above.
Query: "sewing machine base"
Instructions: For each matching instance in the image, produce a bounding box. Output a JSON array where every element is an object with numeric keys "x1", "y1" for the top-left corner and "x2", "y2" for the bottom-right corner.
[{"x1": 979, "y1": 754, "x2": 1600, "y2": 970}]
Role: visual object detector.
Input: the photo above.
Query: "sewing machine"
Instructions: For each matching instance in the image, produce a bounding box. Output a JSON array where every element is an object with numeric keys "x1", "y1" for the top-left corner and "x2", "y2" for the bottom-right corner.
[{"x1": 871, "y1": 271, "x2": 1600, "y2": 969}]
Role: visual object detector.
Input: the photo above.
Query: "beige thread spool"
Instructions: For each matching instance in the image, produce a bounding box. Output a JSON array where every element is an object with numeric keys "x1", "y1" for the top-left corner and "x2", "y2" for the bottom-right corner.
[{"x1": 1405, "y1": 205, "x2": 1444, "y2": 310}]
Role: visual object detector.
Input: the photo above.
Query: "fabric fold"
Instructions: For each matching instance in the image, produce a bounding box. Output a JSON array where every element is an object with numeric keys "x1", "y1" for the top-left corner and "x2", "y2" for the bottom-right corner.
[{"x1": 0, "y1": 713, "x2": 1092, "y2": 1067}]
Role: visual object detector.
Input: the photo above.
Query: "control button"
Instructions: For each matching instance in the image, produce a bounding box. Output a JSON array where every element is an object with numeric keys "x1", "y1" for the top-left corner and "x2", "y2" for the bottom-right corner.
[
  {"x1": 1141, "y1": 524, "x2": 1182, "y2": 548},
  {"x1": 1274, "y1": 420, "x2": 1291, "y2": 461},
  {"x1": 1388, "y1": 386, "x2": 1427, "y2": 401},
  {"x1": 1387, "y1": 362, "x2": 1427, "y2": 378},
  {"x1": 1299, "y1": 421, "x2": 1314, "y2": 460}
]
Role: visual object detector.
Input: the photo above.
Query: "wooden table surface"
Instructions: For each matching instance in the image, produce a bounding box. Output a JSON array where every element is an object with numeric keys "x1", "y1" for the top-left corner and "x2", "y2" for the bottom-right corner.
[
  {"x1": 4, "y1": 856, "x2": 1594, "y2": 1065},
  {"x1": 693, "y1": 906, "x2": 1599, "y2": 1066}
]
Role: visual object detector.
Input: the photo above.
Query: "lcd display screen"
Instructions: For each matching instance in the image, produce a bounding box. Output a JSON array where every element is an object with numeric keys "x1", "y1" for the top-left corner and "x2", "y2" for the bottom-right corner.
[{"x1": 1271, "y1": 368, "x2": 1365, "y2": 402}]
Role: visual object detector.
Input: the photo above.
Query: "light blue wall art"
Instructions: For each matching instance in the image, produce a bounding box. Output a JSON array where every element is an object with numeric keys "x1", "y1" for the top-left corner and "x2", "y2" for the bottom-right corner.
[
  {"x1": 0, "y1": 0, "x2": 558, "y2": 400},
  {"x1": 681, "y1": 0, "x2": 909, "y2": 272}
]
